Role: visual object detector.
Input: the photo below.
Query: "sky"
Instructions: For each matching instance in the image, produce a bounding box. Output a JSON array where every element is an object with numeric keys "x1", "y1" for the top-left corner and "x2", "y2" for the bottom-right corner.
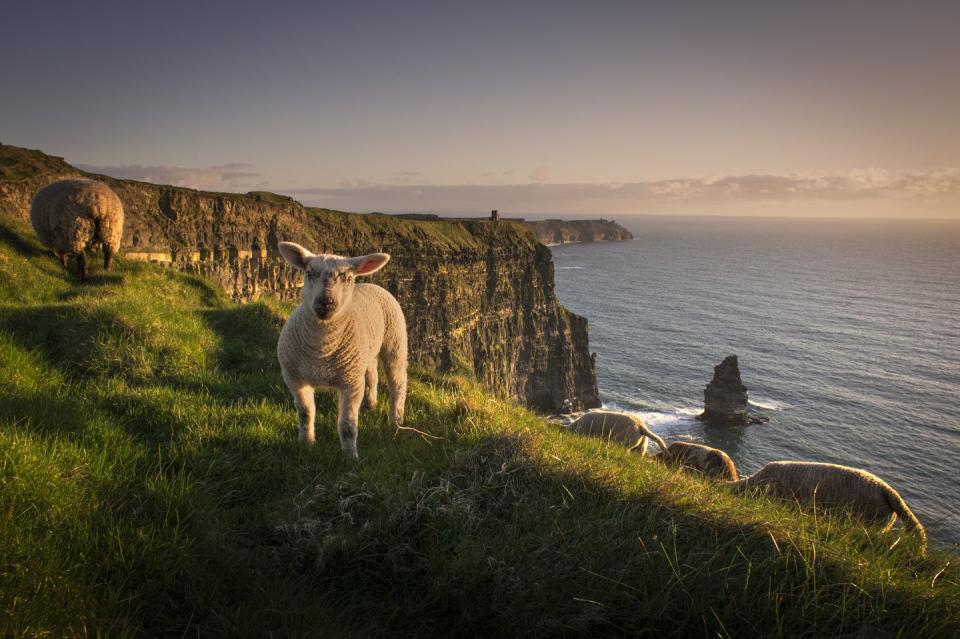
[{"x1": 2, "y1": 0, "x2": 959, "y2": 217}]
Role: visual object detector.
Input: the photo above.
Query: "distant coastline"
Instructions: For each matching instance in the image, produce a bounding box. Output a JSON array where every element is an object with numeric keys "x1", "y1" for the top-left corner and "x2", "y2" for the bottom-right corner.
[
  {"x1": 390, "y1": 213, "x2": 634, "y2": 246},
  {"x1": 526, "y1": 218, "x2": 633, "y2": 245}
]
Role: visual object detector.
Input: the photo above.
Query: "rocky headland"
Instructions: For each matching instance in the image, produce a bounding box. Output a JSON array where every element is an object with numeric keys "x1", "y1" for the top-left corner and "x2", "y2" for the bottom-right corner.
[
  {"x1": 391, "y1": 213, "x2": 634, "y2": 246},
  {"x1": 0, "y1": 144, "x2": 600, "y2": 412},
  {"x1": 526, "y1": 218, "x2": 633, "y2": 245}
]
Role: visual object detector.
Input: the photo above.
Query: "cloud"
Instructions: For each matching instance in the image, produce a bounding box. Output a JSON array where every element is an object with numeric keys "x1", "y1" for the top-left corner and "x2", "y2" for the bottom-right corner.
[
  {"x1": 528, "y1": 165, "x2": 552, "y2": 183},
  {"x1": 76, "y1": 162, "x2": 262, "y2": 191},
  {"x1": 278, "y1": 167, "x2": 960, "y2": 216}
]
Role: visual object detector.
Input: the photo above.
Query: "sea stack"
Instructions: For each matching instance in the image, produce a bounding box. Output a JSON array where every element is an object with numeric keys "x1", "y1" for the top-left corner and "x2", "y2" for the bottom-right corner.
[{"x1": 697, "y1": 355, "x2": 767, "y2": 426}]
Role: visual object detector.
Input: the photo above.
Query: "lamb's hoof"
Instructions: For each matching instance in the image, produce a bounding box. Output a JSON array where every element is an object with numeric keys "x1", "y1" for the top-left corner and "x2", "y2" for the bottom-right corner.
[{"x1": 342, "y1": 447, "x2": 359, "y2": 461}]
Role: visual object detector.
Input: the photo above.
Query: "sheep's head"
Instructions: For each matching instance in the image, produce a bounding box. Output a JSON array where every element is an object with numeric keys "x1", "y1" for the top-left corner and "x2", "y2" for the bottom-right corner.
[{"x1": 277, "y1": 242, "x2": 390, "y2": 321}]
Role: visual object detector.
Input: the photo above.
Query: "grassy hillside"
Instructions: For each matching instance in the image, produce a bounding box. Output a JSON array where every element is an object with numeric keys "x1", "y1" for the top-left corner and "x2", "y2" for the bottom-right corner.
[{"x1": 1, "y1": 217, "x2": 958, "y2": 638}]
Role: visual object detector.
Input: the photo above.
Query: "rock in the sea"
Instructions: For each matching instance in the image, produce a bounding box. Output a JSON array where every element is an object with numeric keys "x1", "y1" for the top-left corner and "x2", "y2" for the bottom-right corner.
[{"x1": 697, "y1": 355, "x2": 768, "y2": 426}]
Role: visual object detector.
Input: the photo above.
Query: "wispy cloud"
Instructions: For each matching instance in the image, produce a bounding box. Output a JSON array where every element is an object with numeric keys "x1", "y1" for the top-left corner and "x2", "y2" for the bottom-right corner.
[
  {"x1": 77, "y1": 162, "x2": 263, "y2": 191},
  {"x1": 528, "y1": 165, "x2": 552, "y2": 183},
  {"x1": 280, "y1": 168, "x2": 960, "y2": 216}
]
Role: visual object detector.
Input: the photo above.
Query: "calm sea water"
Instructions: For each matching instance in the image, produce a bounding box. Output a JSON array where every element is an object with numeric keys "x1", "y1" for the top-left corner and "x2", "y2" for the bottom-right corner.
[{"x1": 550, "y1": 216, "x2": 960, "y2": 547}]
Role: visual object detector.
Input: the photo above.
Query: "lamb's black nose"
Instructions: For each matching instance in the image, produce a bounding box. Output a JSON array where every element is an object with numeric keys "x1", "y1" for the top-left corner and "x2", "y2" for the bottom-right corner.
[{"x1": 313, "y1": 300, "x2": 335, "y2": 318}]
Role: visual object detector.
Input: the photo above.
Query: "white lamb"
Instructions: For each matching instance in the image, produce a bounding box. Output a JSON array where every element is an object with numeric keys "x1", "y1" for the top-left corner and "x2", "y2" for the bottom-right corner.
[{"x1": 276, "y1": 241, "x2": 408, "y2": 459}]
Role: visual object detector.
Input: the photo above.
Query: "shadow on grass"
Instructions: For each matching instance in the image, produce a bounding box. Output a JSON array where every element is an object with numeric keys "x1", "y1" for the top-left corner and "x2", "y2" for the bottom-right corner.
[
  {"x1": 245, "y1": 430, "x2": 936, "y2": 638},
  {"x1": 0, "y1": 285, "x2": 285, "y2": 395},
  {"x1": 175, "y1": 270, "x2": 224, "y2": 308},
  {"x1": 55, "y1": 273, "x2": 125, "y2": 298},
  {"x1": 200, "y1": 304, "x2": 285, "y2": 378},
  {"x1": 1, "y1": 363, "x2": 947, "y2": 637},
  {"x1": 0, "y1": 218, "x2": 46, "y2": 258},
  {"x1": 0, "y1": 304, "x2": 137, "y2": 379},
  {"x1": 0, "y1": 387, "x2": 104, "y2": 439}
]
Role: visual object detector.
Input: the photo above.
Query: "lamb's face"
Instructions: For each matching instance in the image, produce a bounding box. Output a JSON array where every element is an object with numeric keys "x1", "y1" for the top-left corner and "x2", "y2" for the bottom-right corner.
[
  {"x1": 302, "y1": 256, "x2": 357, "y2": 321},
  {"x1": 276, "y1": 242, "x2": 391, "y2": 322}
]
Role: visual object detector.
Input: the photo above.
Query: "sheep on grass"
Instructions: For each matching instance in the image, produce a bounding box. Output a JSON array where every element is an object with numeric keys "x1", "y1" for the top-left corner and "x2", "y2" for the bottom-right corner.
[
  {"x1": 732, "y1": 461, "x2": 927, "y2": 554},
  {"x1": 657, "y1": 441, "x2": 739, "y2": 480},
  {"x1": 276, "y1": 241, "x2": 407, "y2": 459},
  {"x1": 30, "y1": 179, "x2": 124, "y2": 281},
  {"x1": 568, "y1": 410, "x2": 667, "y2": 456}
]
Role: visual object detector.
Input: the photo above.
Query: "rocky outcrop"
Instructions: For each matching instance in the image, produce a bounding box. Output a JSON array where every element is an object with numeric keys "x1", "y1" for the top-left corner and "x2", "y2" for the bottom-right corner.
[
  {"x1": 697, "y1": 355, "x2": 767, "y2": 426},
  {"x1": 527, "y1": 218, "x2": 633, "y2": 246},
  {"x1": 0, "y1": 144, "x2": 600, "y2": 412}
]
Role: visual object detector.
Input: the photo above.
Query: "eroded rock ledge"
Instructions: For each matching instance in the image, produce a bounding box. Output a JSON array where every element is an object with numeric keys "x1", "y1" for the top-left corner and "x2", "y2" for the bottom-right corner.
[
  {"x1": 526, "y1": 218, "x2": 633, "y2": 245},
  {"x1": 0, "y1": 144, "x2": 600, "y2": 412}
]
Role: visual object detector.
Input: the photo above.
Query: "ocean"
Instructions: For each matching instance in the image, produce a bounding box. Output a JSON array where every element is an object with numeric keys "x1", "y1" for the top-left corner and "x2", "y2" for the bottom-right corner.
[{"x1": 549, "y1": 216, "x2": 960, "y2": 547}]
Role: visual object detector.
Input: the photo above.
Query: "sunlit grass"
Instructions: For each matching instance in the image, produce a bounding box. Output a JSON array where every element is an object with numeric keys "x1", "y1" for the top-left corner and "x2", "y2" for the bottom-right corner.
[{"x1": 0, "y1": 217, "x2": 957, "y2": 637}]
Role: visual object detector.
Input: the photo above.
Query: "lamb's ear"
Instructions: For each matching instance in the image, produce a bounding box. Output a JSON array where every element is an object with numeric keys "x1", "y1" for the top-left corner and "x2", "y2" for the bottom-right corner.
[
  {"x1": 350, "y1": 253, "x2": 390, "y2": 276},
  {"x1": 277, "y1": 242, "x2": 314, "y2": 271}
]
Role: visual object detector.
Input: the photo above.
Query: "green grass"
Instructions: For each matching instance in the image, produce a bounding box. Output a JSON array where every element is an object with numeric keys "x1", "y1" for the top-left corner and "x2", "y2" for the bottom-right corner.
[
  {"x1": 305, "y1": 206, "x2": 538, "y2": 254},
  {"x1": 0, "y1": 216, "x2": 958, "y2": 637},
  {"x1": 0, "y1": 145, "x2": 75, "y2": 183}
]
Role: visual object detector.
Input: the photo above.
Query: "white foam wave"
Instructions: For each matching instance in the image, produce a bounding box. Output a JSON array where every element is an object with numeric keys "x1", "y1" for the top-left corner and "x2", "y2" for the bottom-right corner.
[
  {"x1": 748, "y1": 397, "x2": 791, "y2": 411},
  {"x1": 598, "y1": 401, "x2": 702, "y2": 438}
]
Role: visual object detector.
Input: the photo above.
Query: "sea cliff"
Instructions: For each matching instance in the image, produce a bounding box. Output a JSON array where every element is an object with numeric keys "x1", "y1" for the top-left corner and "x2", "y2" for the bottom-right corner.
[
  {"x1": 0, "y1": 144, "x2": 599, "y2": 412},
  {"x1": 527, "y1": 218, "x2": 633, "y2": 245}
]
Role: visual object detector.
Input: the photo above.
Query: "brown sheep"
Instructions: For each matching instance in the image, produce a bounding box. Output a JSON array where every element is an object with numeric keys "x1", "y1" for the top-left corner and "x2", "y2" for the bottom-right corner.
[
  {"x1": 732, "y1": 461, "x2": 926, "y2": 554},
  {"x1": 657, "y1": 441, "x2": 739, "y2": 480},
  {"x1": 30, "y1": 179, "x2": 124, "y2": 281},
  {"x1": 568, "y1": 410, "x2": 667, "y2": 456}
]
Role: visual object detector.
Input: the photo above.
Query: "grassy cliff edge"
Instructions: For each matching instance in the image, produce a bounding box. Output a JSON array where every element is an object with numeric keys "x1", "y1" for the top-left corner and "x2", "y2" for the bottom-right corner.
[{"x1": 1, "y1": 217, "x2": 958, "y2": 637}]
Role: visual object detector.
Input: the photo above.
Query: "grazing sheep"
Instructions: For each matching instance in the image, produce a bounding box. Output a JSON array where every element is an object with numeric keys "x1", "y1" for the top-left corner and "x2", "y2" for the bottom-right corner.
[
  {"x1": 733, "y1": 461, "x2": 927, "y2": 552},
  {"x1": 276, "y1": 241, "x2": 407, "y2": 459},
  {"x1": 568, "y1": 410, "x2": 667, "y2": 456},
  {"x1": 657, "y1": 441, "x2": 739, "y2": 480},
  {"x1": 30, "y1": 179, "x2": 124, "y2": 281}
]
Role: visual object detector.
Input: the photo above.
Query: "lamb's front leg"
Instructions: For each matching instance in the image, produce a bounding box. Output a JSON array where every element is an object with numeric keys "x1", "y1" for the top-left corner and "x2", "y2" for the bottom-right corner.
[
  {"x1": 337, "y1": 384, "x2": 365, "y2": 459},
  {"x1": 290, "y1": 384, "x2": 317, "y2": 445}
]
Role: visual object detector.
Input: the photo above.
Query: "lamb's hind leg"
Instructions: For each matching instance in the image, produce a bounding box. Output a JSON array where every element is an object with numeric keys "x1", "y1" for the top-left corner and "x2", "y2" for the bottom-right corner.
[
  {"x1": 363, "y1": 362, "x2": 378, "y2": 411},
  {"x1": 384, "y1": 356, "x2": 407, "y2": 428},
  {"x1": 337, "y1": 384, "x2": 364, "y2": 460},
  {"x1": 104, "y1": 245, "x2": 115, "y2": 270}
]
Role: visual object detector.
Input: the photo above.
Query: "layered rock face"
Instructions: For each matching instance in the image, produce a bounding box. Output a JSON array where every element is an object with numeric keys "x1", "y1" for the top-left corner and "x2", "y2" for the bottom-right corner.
[
  {"x1": 697, "y1": 355, "x2": 767, "y2": 426},
  {"x1": 0, "y1": 144, "x2": 600, "y2": 412},
  {"x1": 527, "y1": 218, "x2": 633, "y2": 245}
]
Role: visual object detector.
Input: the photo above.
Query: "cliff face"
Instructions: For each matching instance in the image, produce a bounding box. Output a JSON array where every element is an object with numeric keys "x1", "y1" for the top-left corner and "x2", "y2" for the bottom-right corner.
[
  {"x1": 527, "y1": 218, "x2": 633, "y2": 245},
  {"x1": 0, "y1": 144, "x2": 599, "y2": 412}
]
